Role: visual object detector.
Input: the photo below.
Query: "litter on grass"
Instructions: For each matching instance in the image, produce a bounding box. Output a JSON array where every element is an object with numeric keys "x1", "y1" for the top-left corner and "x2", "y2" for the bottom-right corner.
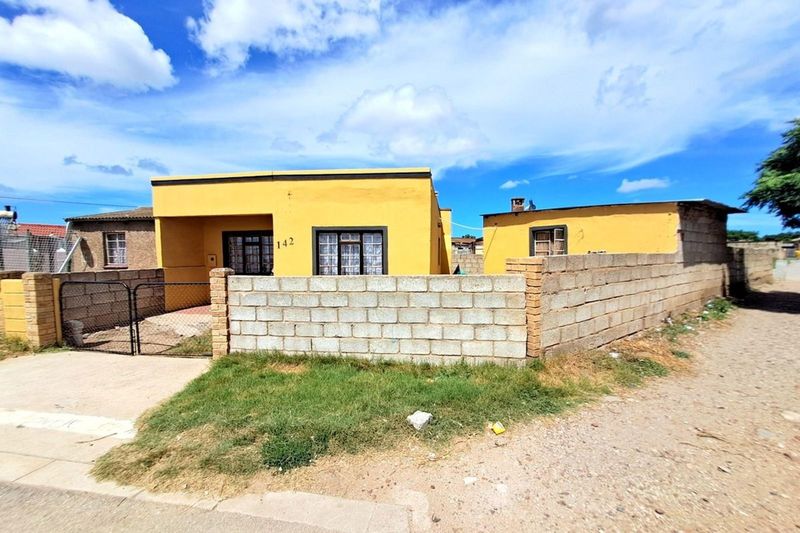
[{"x1": 407, "y1": 411, "x2": 433, "y2": 431}]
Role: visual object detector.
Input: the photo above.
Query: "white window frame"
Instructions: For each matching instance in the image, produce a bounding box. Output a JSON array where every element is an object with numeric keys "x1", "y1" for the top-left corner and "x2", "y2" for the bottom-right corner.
[{"x1": 104, "y1": 232, "x2": 127, "y2": 267}]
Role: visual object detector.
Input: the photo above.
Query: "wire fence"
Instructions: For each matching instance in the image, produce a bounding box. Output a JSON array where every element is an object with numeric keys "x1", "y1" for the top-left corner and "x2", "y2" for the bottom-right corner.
[{"x1": 0, "y1": 223, "x2": 70, "y2": 273}]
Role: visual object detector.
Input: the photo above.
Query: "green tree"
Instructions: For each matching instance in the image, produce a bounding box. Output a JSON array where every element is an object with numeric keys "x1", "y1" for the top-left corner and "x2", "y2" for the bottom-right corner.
[
  {"x1": 743, "y1": 119, "x2": 800, "y2": 228},
  {"x1": 762, "y1": 231, "x2": 800, "y2": 241},
  {"x1": 727, "y1": 229, "x2": 760, "y2": 242}
]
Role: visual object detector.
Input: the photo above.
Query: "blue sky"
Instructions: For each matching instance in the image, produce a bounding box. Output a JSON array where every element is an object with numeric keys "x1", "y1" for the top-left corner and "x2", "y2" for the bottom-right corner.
[{"x1": 1, "y1": 0, "x2": 798, "y2": 235}]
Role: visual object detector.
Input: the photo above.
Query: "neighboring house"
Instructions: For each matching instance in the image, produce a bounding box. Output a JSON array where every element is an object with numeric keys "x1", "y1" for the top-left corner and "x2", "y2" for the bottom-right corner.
[
  {"x1": 452, "y1": 236, "x2": 477, "y2": 255},
  {"x1": 65, "y1": 207, "x2": 156, "y2": 271},
  {"x1": 151, "y1": 168, "x2": 451, "y2": 282},
  {"x1": 474, "y1": 237, "x2": 484, "y2": 255},
  {"x1": 482, "y1": 199, "x2": 744, "y2": 273},
  {"x1": 0, "y1": 223, "x2": 67, "y2": 272}
]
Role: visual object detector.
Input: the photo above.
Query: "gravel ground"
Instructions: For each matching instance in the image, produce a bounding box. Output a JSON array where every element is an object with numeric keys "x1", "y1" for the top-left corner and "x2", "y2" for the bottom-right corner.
[{"x1": 266, "y1": 282, "x2": 800, "y2": 532}]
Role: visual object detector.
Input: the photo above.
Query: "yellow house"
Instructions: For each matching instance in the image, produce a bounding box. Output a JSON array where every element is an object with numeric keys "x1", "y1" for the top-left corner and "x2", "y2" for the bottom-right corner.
[
  {"x1": 152, "y1": 168, "x2": 451, "y2": 283},
  {"x1": 482, "y1": 199, "x2": 744, "y2": 273}
]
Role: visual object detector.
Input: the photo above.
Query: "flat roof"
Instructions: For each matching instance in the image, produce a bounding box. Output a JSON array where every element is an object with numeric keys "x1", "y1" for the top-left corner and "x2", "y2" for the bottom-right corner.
[
  {"x1": 482, "y1": 199, "x2": 745, "y2": 218},
  {"x1": 151, "y1": 167, "x2": 432, "y2": 186}
]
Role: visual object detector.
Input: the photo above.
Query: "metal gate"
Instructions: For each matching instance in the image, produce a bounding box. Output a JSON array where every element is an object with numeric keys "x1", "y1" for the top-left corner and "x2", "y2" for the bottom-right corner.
[
  {"x1": 133, "y1": 282, "x2": 211, "y2": 356},
  {"x1": 60, "y1": 281, "x2": 211, "y2": 357},
  {"x1": 59, "y1": 281, "x2": 135, "y2": 355}
]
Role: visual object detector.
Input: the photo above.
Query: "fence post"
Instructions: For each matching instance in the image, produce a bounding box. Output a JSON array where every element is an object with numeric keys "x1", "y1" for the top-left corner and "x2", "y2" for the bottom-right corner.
[
  {"x1": 210, "y1": 268, "x2": 234, "y2": 359},
  {"x1": 506, "y1": 257, "x2": 544, "y2": 358},
  {"x1": 22, "y1": 272, "x2": 58, "y2": 348}
]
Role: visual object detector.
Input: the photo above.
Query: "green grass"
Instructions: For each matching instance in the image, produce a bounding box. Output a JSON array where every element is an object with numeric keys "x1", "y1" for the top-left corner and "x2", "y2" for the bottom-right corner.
[
  {"x1": 94, "y1": 349, "x2": 678, "y2": 490},
  {"x1": 0, "y1": 334, "x2": 33, "y2": 360},
  {"x1": 166, "y1": 331, "x2": 212, "y2": 356},
  {"x1": 0, "y1": 335, "x2": 70, "y2": 361},
  {"x1": 671, "y1": 349, "x2": 691, "y2": 359},
  {"x1": 660, "y1": 297, "x2": 734, "y2": 342}
]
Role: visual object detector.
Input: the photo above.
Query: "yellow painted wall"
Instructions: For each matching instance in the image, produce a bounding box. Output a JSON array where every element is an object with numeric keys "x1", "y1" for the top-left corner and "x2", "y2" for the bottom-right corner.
[
  {"x1": 429, "y1": 189, "x2": 451, "y2": 275},
  {"x1": 153, "y1": 174, "x2": 443, "y2": 277},
  {"x1": 1, "y1": 279, "x2": 26, "y2": 339},
  {"x1": 441, "y1": 209, "x2": 453, "y2": 273},
  {"x1": 483, "y1": 203, "x2": 680, "y2": 273}
]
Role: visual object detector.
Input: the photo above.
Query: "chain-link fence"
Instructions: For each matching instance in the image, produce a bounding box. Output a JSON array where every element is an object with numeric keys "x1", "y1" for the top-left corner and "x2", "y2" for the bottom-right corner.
[
  {"x1": 0, "y1": 223, "x2": 69, "y2": 273},
  {"x1": 59, "y1": 280, "x2": 211, "y2": 357}
]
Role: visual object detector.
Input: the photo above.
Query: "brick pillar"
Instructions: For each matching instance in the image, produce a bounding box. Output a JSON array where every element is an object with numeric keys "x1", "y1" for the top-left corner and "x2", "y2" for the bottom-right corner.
[
  {"x1": 22, "y1": 272, "x2": 57, "y2": 348},
  {"x1": 506, "y1": 258, "x2": 544, "y2": 357},
  {"x1": 210, "y1": 268, "x2": 234, "y2": 359}
]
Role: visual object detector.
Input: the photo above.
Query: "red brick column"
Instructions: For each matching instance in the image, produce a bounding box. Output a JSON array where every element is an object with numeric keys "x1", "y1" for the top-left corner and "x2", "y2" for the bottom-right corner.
[
  {"x1": 22, "y1": 272, "x2": 58, "y2": 348},
  {"x1": 506, "y1": 258, "x2": 544, "y2": 357},
  {"x1": 210, "y1": 268, "x2": 234, "y2": 359}
]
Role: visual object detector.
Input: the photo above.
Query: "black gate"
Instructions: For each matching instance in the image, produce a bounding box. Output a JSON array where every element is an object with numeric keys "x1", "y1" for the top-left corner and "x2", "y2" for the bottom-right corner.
[
  {"x1": 134, "y1": 282, "x2": 211, "y2": 356},
  {"x1": 59, "y1": 281, "x2": 135, "y2": 355},
  {"x1": 60, "y1": 280, "x2": 211, "y2": 357}
]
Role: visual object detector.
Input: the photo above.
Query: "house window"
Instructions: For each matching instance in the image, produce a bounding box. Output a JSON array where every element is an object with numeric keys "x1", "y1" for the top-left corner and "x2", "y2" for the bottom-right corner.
[
  {"x1": 529, "y1": 225, "x2": 567, "y2": 256},
  {"x1": 314, "y1": 228, "x2": 387, "y2": 275},
  {"x1": 223, "y1": 231, "x2": 273, "y2": 275},
  {"x1": 104, "y1": 232, "x2": 127, "y2": 267}
]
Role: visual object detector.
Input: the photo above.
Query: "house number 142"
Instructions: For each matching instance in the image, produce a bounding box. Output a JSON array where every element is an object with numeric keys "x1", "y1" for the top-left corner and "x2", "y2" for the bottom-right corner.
[{"x1": 276, "y1": 237, "x2": 294, "y2": 249}]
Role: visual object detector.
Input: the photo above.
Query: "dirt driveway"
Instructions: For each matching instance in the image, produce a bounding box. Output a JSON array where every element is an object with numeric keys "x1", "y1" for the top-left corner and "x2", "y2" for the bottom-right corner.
[{"x1": 273, "y1": 283, "x2": 800, "y2": 531}]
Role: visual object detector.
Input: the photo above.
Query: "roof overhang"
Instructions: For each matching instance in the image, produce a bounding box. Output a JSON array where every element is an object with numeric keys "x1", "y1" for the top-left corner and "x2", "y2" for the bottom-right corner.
[
  {"x1": 482, "y1": 199, "x2": 745, "y2": 218},
  {"x1": 151, "y1": 167, "x2": 432, "y2": 186}
]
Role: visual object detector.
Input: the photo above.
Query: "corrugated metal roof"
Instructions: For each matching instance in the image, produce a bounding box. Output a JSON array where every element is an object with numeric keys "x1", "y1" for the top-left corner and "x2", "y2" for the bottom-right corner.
[{"x1": 65, "y1": 207, "x2": 153, "y2": 222}]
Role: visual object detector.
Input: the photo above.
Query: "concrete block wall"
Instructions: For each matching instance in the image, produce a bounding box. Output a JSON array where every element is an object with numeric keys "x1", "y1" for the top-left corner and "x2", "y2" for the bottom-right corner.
[
  {"x1": 508, "y1": 253, "x2": 728, "y2": 357},
  {"x1": 55, "y1": 268, "x2": 164, "y2": 332},
  {"x1": 728, "y1": 247, "x2": 774, "y2": 292},
  {"x1": 678, "y1": 204, "x2": 729, "y2": 264},
  {"x1": 227, "y1": 275, "x2": 527, "y2": 364},
  {"x1": 453, "y1": 254, "x2": 484, "y2": 274}
]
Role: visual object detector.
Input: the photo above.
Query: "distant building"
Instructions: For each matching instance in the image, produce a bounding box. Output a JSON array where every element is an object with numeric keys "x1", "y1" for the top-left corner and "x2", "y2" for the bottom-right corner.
[
  {"x1": 0, "y1": 223, "x2": 67, "y2": 272},
  {"x1": 452, "y1": 236, "x2": 478, "y2": 255},
  {"x1": 482, "y1": 198, "x2": 743, "y2": 273},
  {"x1": 65, "y1": 207, "x2": 156, "y2": 271}
]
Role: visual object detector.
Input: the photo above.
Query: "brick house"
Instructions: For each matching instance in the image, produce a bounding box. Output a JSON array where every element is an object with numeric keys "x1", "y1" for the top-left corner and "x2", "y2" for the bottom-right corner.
[{"x1": 65, "y1": 207, "x2": 156, "y2": 271}]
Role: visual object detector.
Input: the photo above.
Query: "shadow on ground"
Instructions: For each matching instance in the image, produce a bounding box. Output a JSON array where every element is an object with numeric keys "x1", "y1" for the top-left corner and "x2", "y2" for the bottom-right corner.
[{"x1": 736, "y1": 285, "x2": 800, "y2": 315}]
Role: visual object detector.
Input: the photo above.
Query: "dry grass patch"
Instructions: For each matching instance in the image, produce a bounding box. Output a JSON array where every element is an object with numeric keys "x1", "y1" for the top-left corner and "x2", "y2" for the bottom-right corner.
[{"x1": 93, "y1": 299, "x2": 733, "y2": 496}]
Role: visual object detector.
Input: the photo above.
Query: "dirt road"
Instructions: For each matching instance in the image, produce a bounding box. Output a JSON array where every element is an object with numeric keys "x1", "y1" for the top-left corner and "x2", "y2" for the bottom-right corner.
[{"x1": 275, "y1": 283, "x2": 800, "y2": 531}]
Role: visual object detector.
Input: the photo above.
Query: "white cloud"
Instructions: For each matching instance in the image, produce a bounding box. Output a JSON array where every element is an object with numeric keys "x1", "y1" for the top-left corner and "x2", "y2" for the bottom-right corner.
[
  {"x1": 499, "y1": 179, "x2": 529, "y2": 190},
  {"x1": 617, "y1": 177, "x2": 670, "y2": 193},
  {"x1": 324, "y1": 85, "x2": 484, "y2": 164},
  {"x1": 0, "y1": 0, "x2": 175, "y2": 90},
  {"x1": 2, "y1": 0, "x2": 800, "y2": 196},
  {"x1": 170, "y1": 0, "x2": 800, "y2": 173},
  {"x1": 188, "y1": 0, "x2": 381, "y2": 72}
]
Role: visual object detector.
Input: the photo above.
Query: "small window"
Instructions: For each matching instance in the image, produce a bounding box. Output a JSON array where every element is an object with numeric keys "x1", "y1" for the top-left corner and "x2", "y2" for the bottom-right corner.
[
  {"x1": 104, "y1": 232, "x2": 127, "y2": 267},
  {"x1": 529, "y1": 226, "x2": 567, "y2": 256},
  {"x1": 314, "y1": 228, "x2": 386, "y2": 275}
]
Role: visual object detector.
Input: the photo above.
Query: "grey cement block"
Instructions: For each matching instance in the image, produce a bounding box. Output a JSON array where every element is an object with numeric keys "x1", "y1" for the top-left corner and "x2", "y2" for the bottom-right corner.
[
  {"x1": 411, "y1": 324, "x2": 443, "y2": 340},
  {"x1": 257, "y1": 336, "x2": 283, "y2": 351}
]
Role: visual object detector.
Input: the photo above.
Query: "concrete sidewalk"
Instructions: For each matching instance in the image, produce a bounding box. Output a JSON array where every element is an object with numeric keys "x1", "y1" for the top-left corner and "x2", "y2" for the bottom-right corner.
[
  {"x1": 0, "y1": 436, "x2": 408, "y2": 532},
  {"x1": 0, "y1": 352, "x2": 409, "y2": 532}
]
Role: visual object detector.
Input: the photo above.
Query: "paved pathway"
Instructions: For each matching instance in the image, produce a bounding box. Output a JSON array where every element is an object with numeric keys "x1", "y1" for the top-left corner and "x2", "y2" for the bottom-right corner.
[
  {"x1": 0, "y1": 482, "x2": 325, "y2": 533},
  {"x1": 0, "y1": 351, "x2": 409, "y2": 532}
]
